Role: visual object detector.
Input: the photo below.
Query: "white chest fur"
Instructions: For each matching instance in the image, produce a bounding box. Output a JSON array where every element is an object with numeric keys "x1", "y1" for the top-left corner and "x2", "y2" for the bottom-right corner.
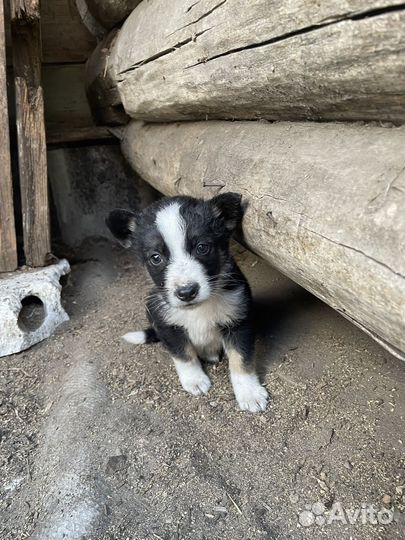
[{"x1": 164, "y1": 286, "x2": 245, "y2": 348}]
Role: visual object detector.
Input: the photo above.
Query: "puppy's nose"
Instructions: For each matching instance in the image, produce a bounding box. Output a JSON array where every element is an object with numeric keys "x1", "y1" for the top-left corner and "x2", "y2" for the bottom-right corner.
[{"x1": 175, "y1": 283, "x2": 200, "y2": 302}]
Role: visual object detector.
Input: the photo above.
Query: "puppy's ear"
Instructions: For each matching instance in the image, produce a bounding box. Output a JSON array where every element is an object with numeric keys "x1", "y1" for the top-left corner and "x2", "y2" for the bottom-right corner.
[
  {"x1": 210, "y1": 192, "x2": 243, "y2": 231},
  {"x1": 106, "y1": 209, "x2": 137, "y2": 248}
]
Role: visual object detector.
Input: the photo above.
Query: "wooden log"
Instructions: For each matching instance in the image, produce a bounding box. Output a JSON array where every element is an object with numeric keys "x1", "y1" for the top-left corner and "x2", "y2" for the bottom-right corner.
[
  {"x1": 110, "y1": 1, "x2": 405, "y2": 123},
  {"x1": 85, "y1": 29, "x2": 128, "y2": 125},
  {"x1": 121, "y1": 120, "x2": 405, "y2": 359},
  {"x1": 11, "y1": 0, "x2": 51, "y2": 267},
  {"x1": 0, "y1": 0, "x2": 17, "y2": 272},
  {"x1": 86, "y1": 0, "x2": 142, "y2": 30}
]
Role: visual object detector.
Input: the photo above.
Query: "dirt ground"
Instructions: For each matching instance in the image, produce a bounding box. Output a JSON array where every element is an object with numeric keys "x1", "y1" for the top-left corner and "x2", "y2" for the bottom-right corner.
[{"x1": 1, "y1": 238, "x2": 404, "y2": 540}]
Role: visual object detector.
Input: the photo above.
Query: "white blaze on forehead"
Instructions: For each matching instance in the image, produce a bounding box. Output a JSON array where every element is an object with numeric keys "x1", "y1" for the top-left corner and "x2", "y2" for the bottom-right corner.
[
  {"x1": 155, "y1": 202, "x2": 210, "y2": 302},
  {"x1": 155, "y1": 202, "x2": 186, "y2": 257}
]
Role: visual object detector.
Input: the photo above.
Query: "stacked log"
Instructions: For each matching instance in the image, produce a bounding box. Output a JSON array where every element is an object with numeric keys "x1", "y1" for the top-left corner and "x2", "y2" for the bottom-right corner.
[
  {"x1": 85, "y1": 0, "x2": 405, "y2": 358},
  {"x1": 109, "y1": 0, "x2": 405, "y2": 123}
]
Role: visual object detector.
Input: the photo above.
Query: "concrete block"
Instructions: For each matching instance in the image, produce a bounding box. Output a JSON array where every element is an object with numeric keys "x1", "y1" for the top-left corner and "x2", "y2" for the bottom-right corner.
[{"x1": 0, "y1": 260, "x2": 70, "y2": 357}]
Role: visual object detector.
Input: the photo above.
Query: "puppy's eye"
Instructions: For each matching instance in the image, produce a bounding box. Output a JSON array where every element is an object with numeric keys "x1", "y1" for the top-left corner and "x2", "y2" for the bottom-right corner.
[
  {"x1": 196, "y1": 243, "x2": 210, "y2": 255},
  {"x1": 150, "y1": 253, "x2": 163, "y2": 266}
]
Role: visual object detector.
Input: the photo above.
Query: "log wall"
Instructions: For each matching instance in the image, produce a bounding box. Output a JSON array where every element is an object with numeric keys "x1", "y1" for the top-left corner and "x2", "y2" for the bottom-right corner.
[{"x1": 80, "y1": 0, "x2": 405, "y2": 358}]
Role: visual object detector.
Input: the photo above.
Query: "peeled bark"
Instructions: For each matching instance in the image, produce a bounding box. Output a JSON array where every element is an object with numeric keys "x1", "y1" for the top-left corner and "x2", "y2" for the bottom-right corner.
[{"x1": 120, "y1": 120, "x2": 405, "y2": 359}]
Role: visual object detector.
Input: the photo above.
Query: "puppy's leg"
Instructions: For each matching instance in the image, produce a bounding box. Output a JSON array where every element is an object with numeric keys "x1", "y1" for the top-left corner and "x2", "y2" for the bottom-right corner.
[
  {"x1": 224, "y1": 325, "x2": 268, "y2": 412},
  {"x1": 173, "y1": 346, "x2": 212, "y2": 396},
  {"x1": 158, "y1": 327, "x2": 211, "y2": 396},
  {"x1": 227, "y1": 348, "x2": 268, "y2": 412}
]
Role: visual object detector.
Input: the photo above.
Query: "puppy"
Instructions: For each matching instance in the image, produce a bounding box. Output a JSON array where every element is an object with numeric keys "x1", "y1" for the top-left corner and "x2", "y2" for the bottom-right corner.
[{"x1": 106, "y1": 193, "x2": 268, "y2": 412}]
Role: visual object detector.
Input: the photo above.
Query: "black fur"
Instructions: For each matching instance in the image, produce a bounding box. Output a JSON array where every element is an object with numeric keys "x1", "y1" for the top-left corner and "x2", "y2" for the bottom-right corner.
[{"x1": 144, "y1": 327, "x2": 160, "y2": 344}]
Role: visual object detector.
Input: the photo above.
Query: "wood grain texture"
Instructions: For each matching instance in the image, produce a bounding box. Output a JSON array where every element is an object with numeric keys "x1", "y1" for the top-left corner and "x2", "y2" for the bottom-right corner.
[
  {"x1": 15, "y1": 78, "x2": 50, "y2": 267},
  {"x1": 0, "y1": 0, "x2": 17, "y2": 272},
  {"x1": 12, "y1": 0, "x2": 50, "y2": 267},
  {"x1": 46, "y1": 125, "x2": 114, "y2": 144},
  {"x1": 111, "y1": 0, "x2": 405, "y2": 123},
  {"x1": 10, "y1": 0, "x2": 39, "y2": 21},
  {"x1": 121, "y1": 120, "x2": 405, "y2": 359}
]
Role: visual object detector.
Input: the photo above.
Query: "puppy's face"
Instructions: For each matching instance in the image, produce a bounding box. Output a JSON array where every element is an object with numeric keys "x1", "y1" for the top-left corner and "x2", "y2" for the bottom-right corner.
[{"x1": 106, "y1": 193, "x2": 243, "y2": 308}]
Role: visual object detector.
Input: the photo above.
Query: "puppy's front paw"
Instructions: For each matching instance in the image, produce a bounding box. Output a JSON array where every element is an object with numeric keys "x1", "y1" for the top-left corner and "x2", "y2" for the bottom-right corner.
[
  {"x1": 231, "y1": 373, "x2": 268, "y2": 412},
  {"x1": 174, "y1": 359, "x2": 212, "y2": 396},
  {"x1": 181, "y1": 372, "x2": 212, "y2": 396}
]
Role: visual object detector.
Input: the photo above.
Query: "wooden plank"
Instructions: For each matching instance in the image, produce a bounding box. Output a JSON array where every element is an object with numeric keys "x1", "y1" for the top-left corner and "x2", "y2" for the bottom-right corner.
[
  {"x1": 11, "y1": 0, "x2": 50, "y2": 267},
  {"x1": 46, "y1": 125, "x2": 114, "y2": 144},
  {"x1": 111, "y1": 1, "x2": 405, "y2": 123},
  {"x1": 121, "y1": 120, "x2": 405, "y2": 359},
  {"x1": 0, "y1": 0, "x2": 17, "y2": 272}
]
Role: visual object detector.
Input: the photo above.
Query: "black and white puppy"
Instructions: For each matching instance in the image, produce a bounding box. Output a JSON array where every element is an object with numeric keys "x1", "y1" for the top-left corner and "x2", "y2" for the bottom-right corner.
[{"x1": 106, "y1": 193, "x2": 268, "y2": 412}]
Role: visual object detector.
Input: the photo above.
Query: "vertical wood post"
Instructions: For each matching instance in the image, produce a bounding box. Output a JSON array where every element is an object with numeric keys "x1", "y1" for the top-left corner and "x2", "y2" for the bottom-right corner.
[
  {"x1": 11, "y1": 0, "x2": 50, "y2": 267},
  {"x1": 0, "y1": 0, "x2": 18, "y2": 272}
]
